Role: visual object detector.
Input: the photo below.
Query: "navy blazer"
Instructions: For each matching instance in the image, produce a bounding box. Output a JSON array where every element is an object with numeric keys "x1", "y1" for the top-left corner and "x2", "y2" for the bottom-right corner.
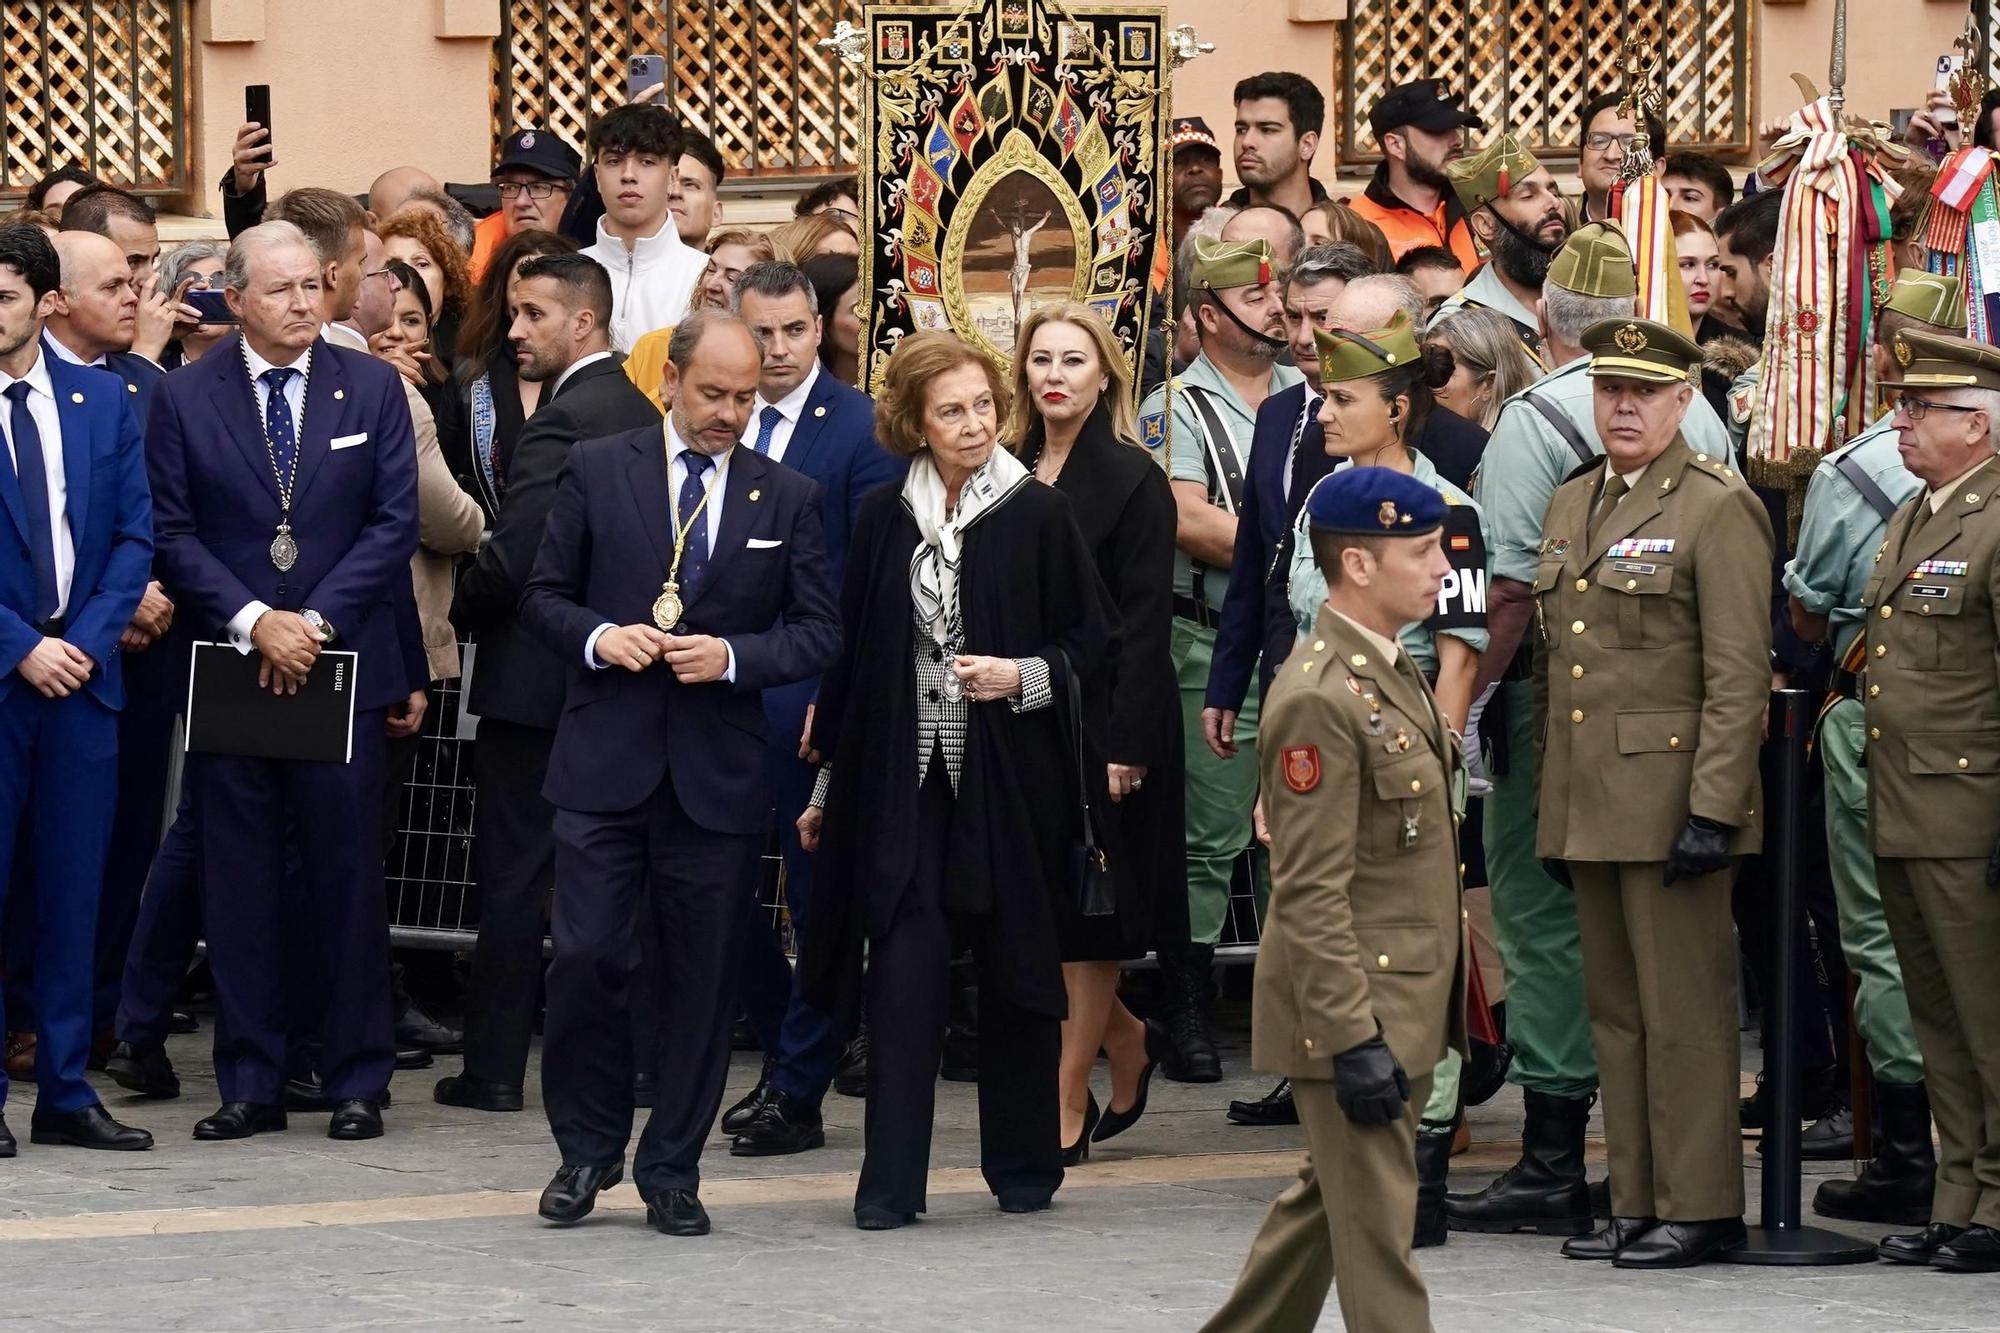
[
  {"x1": 145, "y1": 334, "x2": 420, "y2": 712},
  {"x1": 521, "y1": 432, "x2": 841, "y2": 826},
  {"x1": 777, "y1": 370, "x2": 905, "y2": 583},
  {"x1": 43, "y1": 338, "x2": 166, "y2": 431},
  {"x1": 1205, "y1": 381, "x2": 1329, "y2": 710},
  {"x1": 0, "y1": 354, "x2": 153, "y2": 708}
]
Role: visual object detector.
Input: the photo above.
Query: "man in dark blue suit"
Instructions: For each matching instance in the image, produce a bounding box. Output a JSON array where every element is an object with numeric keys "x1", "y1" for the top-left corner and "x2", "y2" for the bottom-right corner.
[
  {"x1": 146, "y1": 221, "x2": 420, "y2": 1143},
  {"x1": 0, "y1": 223, "x2": 155, "y2": 1152},
  {"x1": 723, "y1": 261, "x2": 903, "y2": 1156},
  {"x1": 522, "y1": 310, "x2": 839, "y2": 1236}
]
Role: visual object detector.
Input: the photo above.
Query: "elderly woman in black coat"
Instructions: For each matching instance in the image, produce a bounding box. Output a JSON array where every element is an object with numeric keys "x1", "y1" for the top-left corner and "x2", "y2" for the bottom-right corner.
[
  {"x1": 798, "y1": 331, "x2": 1111, "y2": 1230},
  {"x1": 1009, "y1": 304, "x2": 1184, "y2": 1163}
]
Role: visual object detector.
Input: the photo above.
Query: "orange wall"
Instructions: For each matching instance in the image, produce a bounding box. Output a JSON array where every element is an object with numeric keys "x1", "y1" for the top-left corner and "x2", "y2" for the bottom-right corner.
[{"x1": 1753, "y1": 0, "x2": 1968, "y2": 134}]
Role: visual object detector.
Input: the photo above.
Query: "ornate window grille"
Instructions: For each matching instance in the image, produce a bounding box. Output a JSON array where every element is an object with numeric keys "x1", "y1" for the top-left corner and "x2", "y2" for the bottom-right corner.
[{"x1": 494, "y1": 0, "x2": 865, "y2": 179}]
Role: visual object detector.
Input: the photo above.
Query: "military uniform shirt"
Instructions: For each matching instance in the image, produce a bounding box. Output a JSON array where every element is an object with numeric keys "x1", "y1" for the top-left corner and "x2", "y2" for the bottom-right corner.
[
  {"x1": 1433, "y1": 264, "x2": 1540, "y2": 341},
  {"x1": 1783, "y1": 413, "x2": 1921, "y2": 661},
  {"x1": 1140, "y1": 351, "x2": 1302, "y2": 612}
]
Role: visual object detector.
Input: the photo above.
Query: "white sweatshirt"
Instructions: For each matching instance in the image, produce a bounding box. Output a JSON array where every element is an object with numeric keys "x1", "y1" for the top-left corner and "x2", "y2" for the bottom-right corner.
[{"x1": 582, "y1": 216, "x2": 710, "y2": 354}]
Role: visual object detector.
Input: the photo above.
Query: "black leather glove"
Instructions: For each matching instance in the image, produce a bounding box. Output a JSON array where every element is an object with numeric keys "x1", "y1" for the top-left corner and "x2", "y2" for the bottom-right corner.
[
  {"x1": 1663, "y1": 815, "x2": 1734, "y2": 886},
  {"x1": 1541, "y1": 857, "x2": 1572, "y2": 890},
  {"x1": 1333, "y1": 1034, "x2": 1411, "y2": 1126}
]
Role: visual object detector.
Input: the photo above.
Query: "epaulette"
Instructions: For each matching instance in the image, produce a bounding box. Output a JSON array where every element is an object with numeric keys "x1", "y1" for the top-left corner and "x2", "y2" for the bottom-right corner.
[{"x1": 1684, "y1": 449, "x2": 1742, "y2": 484}]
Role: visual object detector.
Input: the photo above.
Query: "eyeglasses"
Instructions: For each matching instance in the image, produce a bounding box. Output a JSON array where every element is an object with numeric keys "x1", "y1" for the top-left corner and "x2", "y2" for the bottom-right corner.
[
  {"x1": 494, "y1": 181, "x2": 567, "y2": 199},
  {"x1": 362, "y1": 267, "x2": 395, "y2": 283},
  {"x1": 1584, "y1": 132, "x2": 1638, "y2": 153},
  {"x1": 1896, "y1": 392, "x2": 1983, "y2": 422}
]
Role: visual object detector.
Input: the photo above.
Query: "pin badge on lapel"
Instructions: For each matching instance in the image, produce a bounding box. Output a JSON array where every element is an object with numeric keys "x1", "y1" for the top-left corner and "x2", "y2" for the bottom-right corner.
[
  {"x1": 333, "y1": 389, "x2": 345, "y2": 400},
  {"x1": 814, "y1": 406, "x2": 827, "y2": 418},
  {"x1": 749, "y1": 489, "x2": 762, "y2": 501},
  {"x1": 70, "y1": 392, "x2": 83, "y2": 404}
]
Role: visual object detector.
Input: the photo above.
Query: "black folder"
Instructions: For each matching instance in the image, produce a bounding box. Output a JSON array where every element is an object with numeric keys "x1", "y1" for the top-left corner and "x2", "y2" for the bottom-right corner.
[{"x1": 184, "y1": 641, "x2": 358, "y2": 763}]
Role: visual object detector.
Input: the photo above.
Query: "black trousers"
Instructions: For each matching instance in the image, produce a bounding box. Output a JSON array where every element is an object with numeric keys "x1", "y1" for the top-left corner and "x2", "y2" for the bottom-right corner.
[
  {"x1": 856, "y1": 760, "x2": 1063, "y2": 1218},
  {"x1": 543, "y1": 775, "x2": 759, "y2": 1196},
  {"x1": 463, "y1": 720, "x2": 559, "y2": 1087}
]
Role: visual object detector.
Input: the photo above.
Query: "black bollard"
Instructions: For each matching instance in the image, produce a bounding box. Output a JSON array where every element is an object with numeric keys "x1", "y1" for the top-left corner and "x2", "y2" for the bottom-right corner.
[{"x1": 1722, "y1": 689, "x2": 1875, "y2": 1265}]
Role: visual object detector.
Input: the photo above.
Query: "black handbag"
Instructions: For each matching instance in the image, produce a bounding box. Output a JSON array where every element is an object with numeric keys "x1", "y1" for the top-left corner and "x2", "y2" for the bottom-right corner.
[{"x1": 1057, "y1": 648, "x2": 1116, "y2": 917}]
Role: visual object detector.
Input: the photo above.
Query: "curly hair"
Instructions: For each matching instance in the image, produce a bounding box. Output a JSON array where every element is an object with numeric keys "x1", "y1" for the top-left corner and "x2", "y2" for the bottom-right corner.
[
  {"x1": 874, "y1": 331, "x2": 1011, "y2": 458},
  {"x1": 379, "y1": 207, "x2": 471, "y2": 321}
]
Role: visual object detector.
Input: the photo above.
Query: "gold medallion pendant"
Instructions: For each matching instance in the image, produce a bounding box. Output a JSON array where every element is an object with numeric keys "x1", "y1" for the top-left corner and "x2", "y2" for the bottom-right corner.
[{"x1": 652, "y1": 582, "x2": 684, "y2": 632}]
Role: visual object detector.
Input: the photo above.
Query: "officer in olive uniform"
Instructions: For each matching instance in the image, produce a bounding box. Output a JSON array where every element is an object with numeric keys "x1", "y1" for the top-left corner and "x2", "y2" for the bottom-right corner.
[
  {"x1": 1534, "y1": 317, "x2": 1773, "y2": 1269},
  {"x1": 1202, "y1": 467, "x2": 1466, "y2": 1333},
  {"x1": 1784, "y1": 270, "x2": 1961, "y2": 1227},
  {"x1": 1861, "y1": 328, "x2": 2000, "y2": 1274},
  {"x1": 1140, "y1": 236, "x2": 1302, "y2": 1079}
]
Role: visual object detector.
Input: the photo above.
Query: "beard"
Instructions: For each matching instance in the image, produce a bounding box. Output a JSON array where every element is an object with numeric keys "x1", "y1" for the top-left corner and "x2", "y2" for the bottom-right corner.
[
  {"x1": 1405, "y1": 147, "x2": 1454, "y2": 194},
  {"x1": 1489, "y1": 214, "x2": 1557, "y2": 290}
]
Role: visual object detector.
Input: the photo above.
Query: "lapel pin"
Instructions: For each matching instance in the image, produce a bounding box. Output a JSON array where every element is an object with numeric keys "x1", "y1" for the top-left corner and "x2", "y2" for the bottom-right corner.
[
  {"x1": 749, "y1": 489, "x2": 762, "y2": 501},
  {"x1": 333, "y1": 389, "x2": 345, "y2": 400},
  {"x1": 70, "y1": 392, "x2": 84, "y2": 404},
  {"x1": 126, "y1": 383, "x2": 137, "y2": 393},
  {"x1": 814, "y1": 405, "x2": 827, "y2": 418}
]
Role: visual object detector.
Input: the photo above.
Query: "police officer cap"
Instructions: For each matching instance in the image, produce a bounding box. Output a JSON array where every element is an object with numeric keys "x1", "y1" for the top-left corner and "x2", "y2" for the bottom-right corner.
[
  {"x1": 1168, "y1": 117, "x2": 1221, "y2": 155},
  {"x1": 1312, "y1": 312, "x2": 1421, "y2": 385},
  {"x1": 1881, "y1": 327, "x2": 2000, "y2": 393},
  {"x1": 1191, "y1": 235, "x2": 1277, "y2": 291},
  {"x1": 1547, "y1": 221, "x2": 1639, "y2": 300},
  {"x1": 1306, "y1": 466, "x2": 1448, "y2": 537},
  {"x1": 494, "y1": 126, "x2": 582, "y2": 180},
  {"x1": 1444, "y1": 134, "x2": 1543, "y2": 214},
  {"x1": 1883, "y1": 269, "x2": 1965, "y2": 333},
  {"x1": 1582, "y1": 317, "x2": 1704, "y2": 386}
]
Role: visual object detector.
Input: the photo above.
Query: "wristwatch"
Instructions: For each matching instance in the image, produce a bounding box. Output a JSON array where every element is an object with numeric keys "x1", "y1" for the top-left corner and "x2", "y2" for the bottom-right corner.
[{"x1": 302, "y1": 609, "x2": 338, "y2": 643}]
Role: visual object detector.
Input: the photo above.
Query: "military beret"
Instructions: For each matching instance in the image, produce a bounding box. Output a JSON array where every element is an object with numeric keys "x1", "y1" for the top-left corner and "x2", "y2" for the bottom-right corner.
[
  {"x1": 1305, "y1": 465, "x2": 1448, "y2": 537},
  {"x1": 1312, "y1": 312, "x2": 1421, "y2": 385},
  {"x1": 1191, "y1": 235, "x2": 1277, "y2": 291},
  {"x1": 1547, "y1": 221, "x2": 1639, "y2": 300},
  {"x1": 1582, "y1": 317, "x2": 1704, "y2": 386},
  {"x1": 1883, "y1": 269, "x2": 1965, "y2": 333},
  {"x1": 1881, "y1": 327, "x2": 2000, "y2": 393},
  {"x1": 1444, "y1": 134, "x2": 1542, "y2": 214}
]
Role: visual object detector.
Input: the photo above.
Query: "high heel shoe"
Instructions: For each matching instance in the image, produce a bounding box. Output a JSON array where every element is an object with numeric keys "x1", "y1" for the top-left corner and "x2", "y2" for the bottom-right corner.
[
  {"x1": 1063, "y1": 1091, "x2": 1100, "y2": 1165},
  {"x1": 1095, "y1": 1017, "x2": 1169, "y2": 1143}
]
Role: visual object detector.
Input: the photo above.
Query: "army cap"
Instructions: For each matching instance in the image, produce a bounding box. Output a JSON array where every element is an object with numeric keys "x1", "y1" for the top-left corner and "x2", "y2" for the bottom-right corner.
[
  {"x1": 1312, "y1": 312, "x2": 1421, "y2": 385},
  {"x1": 1191, "y1": 235, "x2": 1276, "y2": 291},
  {"x1": 1582, "y1": 317, "x2": 1704, "y2": 385},
  {"x1": 1881, "y1": 327, "x2": 2000, "y2": 392},
  {"x1": 1444, "y1": 134, "x2": 1543, "y2": 213},
  {"x1": 1547, "y1": 221, "x2": 1639, "y2": 300},
  {"x1": 1306, "y1": 465, "x2": 1448, "y2": 536},
  {"x1": 1883, "y1": 269, "x2": 1965, "y2": 332}
]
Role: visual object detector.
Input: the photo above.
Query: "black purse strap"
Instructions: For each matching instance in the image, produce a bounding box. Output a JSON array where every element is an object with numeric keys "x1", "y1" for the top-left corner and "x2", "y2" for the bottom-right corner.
[{"x1": 1055, "y1": 646, "x2": 1101, "y2": 858}]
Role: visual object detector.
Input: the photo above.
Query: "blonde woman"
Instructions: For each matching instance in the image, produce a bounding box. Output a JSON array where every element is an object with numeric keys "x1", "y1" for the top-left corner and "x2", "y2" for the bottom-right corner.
[{"x1": 1425, "y1": 306, "x2": 1543, "y2": 431}]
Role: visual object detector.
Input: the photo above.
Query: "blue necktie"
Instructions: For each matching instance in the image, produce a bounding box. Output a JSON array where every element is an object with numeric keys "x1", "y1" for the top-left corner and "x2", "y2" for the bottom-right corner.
[
  {"x1": 5, "y1": 382, "x2": 58, "y2": 623},
  {"x1": 261, "y1": 367, "x2": 299, "y2": 479},
  {"x1": 752, "y1": 404, "x2": 783, "y2": 456},
  {"x1": 677, "y1": 451, "x2": 715, "y2": 596}
]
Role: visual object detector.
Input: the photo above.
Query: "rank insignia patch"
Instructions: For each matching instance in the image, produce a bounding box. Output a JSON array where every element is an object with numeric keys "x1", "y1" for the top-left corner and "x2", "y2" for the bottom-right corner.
[
  {"x1": 1606, "y1": 537, "x2": 1675, "y2": 557},
  {"x1": 1282, "y1": 745, "x2": 1321, "y2": 793},
  {"x1": 1910, "y1": 560, "x2": 1968, "y2": 578}
]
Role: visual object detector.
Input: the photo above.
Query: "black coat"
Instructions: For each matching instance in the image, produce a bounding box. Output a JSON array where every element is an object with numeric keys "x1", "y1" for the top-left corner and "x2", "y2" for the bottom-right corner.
[
  {"x1": 1025, "y1": 407, "x2": 1188, "y2": 961},
  {"x1": 801, "y1": 475, "x2": 1114, "y2": 1021},
  {"x1": 1413, "y1": 404, "x2": 1488, "y2": 493},
  {"x1": 450, "y1": 355, "x2": 661, "y2": 730}
]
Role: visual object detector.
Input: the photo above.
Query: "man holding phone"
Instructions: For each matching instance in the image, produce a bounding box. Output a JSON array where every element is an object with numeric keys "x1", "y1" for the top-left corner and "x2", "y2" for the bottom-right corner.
[{"x1": 580, "y1": 104, "x2": 709, "y2": 354}]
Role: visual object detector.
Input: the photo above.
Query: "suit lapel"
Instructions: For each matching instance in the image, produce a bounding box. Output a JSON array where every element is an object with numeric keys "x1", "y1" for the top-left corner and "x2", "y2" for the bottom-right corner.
[
  {"x1": 687, "y1": 446, "x2": 764, "y2": 610},
  {"x1": 1889, "y1": 456, "x2": 2000, "y2": 583},
  {"x1": 1321, "y1": 609, "x2": 1442, "y2": 759},
  {"x1": 778, "y1": 374, "x2": 836, "y2": 477},
  {"x1": 290, "y1": 340, "x2": 346, "y2": 502},
  {"x1": 206, "y1": 333, "x2": 285, "y2": 507},
  {"x1": 49, "y1": 364, "x2": 91, "y2": 547},
  {"x1": 624, "y1": 432, "x2": 675, "y2": 576},
  {"x1": 1581, "y1": 447, "x2": 1687, "y2": 573}
]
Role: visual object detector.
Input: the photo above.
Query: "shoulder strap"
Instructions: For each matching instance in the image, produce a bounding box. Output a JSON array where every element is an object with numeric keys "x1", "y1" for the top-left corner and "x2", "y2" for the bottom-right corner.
[
  {"x1": 1833, "y1": 449, "x2": 1900, "y2": 523},
  {"x1": 1182, "y1": 384, "x2": 1245, "y2": 515},
  {"x1": 1524, "y1": 391, "x2": 1596, "y2": 465}
]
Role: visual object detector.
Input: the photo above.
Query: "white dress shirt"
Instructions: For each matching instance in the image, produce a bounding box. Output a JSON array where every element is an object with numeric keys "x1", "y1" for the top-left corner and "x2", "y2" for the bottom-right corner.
[
  {"x1": 0, "y1": 348, "x2": 74, "y2": 619},
  {"x1": 225, "y1": 342, "x2": 314, "y2": 652},
  {"x1": 322, "y1": 322, "x2": 369, "y2": 353},
  {"x1": 741, "y1": 362, "x2": 820, "y2": 464},
  {"x1": 46, "y1": 329, "x2": 163, "y2": 373}
]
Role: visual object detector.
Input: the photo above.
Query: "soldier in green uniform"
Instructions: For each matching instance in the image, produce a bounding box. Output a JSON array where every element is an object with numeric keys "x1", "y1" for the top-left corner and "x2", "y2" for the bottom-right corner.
[
  {"x1": 1139, "y1": 236, "x2": 1299, "y2": 1081},
  {"x1": 1201, "y1": 467, "x2": 1465, "y2": 1333},
  {"x1": 1535, "y1": 317, "x2": 1773, "y2": 1269},
  {"x1": 1433, "y1": 134, "x2": 1570, "y2": 367},
  {"x1": 1450, "y1": 222, "x2": 1732, "y2": 1237},
  {"x1": 1861, "y1": 329, "x2": 2000, "y2": 1274},
  {"x1": 1784, "y1": 270, "x2": 1960, "y2": 1227}
]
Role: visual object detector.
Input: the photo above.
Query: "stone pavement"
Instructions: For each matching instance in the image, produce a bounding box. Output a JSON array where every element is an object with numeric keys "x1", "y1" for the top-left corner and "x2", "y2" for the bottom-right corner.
[{"x1": 2, "y1": 1010, "x2": 1996, "y2": 1331}]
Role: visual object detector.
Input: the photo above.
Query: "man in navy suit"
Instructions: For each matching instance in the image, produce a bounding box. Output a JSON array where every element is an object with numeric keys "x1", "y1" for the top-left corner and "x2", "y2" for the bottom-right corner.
[
  {"x1": 723, "y1": 261, "x2": 903, "y2": 1156},
  {"x1": 146, "y1": 221, "x2": 420, "y2": 1144},
  {"x1": 0, "y1": 223, "x2": 154, "y2": 1152},
  {"x1": 522, "y1": 310, "x2": 839, "y2": 1236}
]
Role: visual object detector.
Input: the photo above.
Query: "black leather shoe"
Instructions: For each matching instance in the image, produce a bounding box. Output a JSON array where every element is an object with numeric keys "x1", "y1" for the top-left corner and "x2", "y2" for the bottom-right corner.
[
  {"x1": 1814, "y1": 1081, "x2": 1936, "y2": 1226},
  {"x1": 1227, "y1": 1078, "x2": 1299, "y2": 1127},
  {"x1": 633, "y1": 1072, "x2": 657, "y2": 1109},
  {"x1": 327, "y1": 1099, "x2": 383, "y2": 1141},
  {"x1": 941, "y1": 1021, "x2": 979, "y2": 1082},
  {"x1": 1062, "y1": 1092, "x2": 1099, "y2": 1166},
  {"x1": 1446, "y1": 1090, "x2": 1592, "y2": 1236},
  {"x1": 433, "y1": 1073, "x2": 524, "y2": 1112},
  {"x1": 645, "y1": 1188, "x2": 711, "y2": 1236},
  {"x1": 193, "y1": 1102, "x2": 288, "y2": 1140},
  {"x1": 1095, "y1": 1019, "x2": 1169, "y2": 1143},
  {"x1": 998, "y1": 1193, "x2": 1053, "y2": 1214},
  {"x1": 1612, "y1": 1217, "x2": 1747, "y2": 1268},
  {"x1": 167, "y1": 1010, "x2": 199, "y2": 1035},
  {"x1": 1562, "y1": 1216, "x2": 1658, "y2": 1260},
  {"x1": 1931, "y1": 1225, "x2": 2000, "y2": 1273},
  {"x1": 855, "y1": 1205, "x2": 915, "y2": 1230},
  {"x1": 1413, "y1": 1126, "x2": 1453, "y2": 1249},
  {"x1": 286, "y1": 1075, "x2": 392, "y2": 1112},
  {"x1": 29, "y1": 1103, "x2": 154, "y2": 1151},
  {"x1": 539, "y1": 1160, "x2": 624, "y2": 1223},
  {"x1": 730, "y1": 1091, "x2": 826, "y2": 1157},
  {"x1": 1158, "y1": 945, "x2": 1222, "y2": 1083},
  {"x1": 395, "y1": 1003, "x2": 463, "y2": 1055},
  {"x1": 394, "y1": 1045, "x2": 434, "y2": 1071},
  {"x1": 721, "y1": 1054, "x2": 777, "y2": 1135},
  {"x1": 1797, "y1": 1104, "x2": 1854, "y2": 1160},
  {"x1": 1877, "y1": 1222, "x2": 1965, "y2": 1265},
  {"x1": 106, "y1": 1042, "x2": 180, "y2": 1099},
  {"x1": 0, "y1": 1114, "x2": 13, "y2": 1157},
  {"x1": 834, "y1": 1030, "x2": 868, "y2": 1098},
  {"x1": 1740, "y1": 1065, "x2": 1838, "y2": 1131}
]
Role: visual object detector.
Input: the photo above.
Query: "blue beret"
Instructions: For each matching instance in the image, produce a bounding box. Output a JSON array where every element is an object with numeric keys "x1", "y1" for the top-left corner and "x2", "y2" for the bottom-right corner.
[{"x1": 1305, "y1": 466, "x2": 1448, "y2": 536}]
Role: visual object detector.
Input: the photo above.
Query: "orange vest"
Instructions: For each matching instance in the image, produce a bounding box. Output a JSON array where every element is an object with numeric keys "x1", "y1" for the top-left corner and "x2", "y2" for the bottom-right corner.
[
  {"x1": 1347, "y1": 173, "x2": 1480, "y2": 271},
  {"x1": 468, "y1": 211, "x2": 510, "y2": 284}
]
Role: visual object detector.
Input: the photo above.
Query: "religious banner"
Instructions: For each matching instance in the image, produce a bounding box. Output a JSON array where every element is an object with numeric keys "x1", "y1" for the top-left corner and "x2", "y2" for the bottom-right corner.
[{"x1": 855, "y1": 0, "x2": 1172, "y2": 399}]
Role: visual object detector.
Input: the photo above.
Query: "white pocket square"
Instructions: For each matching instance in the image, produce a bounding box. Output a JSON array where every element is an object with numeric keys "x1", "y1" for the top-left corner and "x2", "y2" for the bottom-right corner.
[
  {"x1": 329, "y1": 432, "x2": 369, "y2": 450},
  {"x1": 747, "y1": 537, "x2": 784, "y2": 550}
]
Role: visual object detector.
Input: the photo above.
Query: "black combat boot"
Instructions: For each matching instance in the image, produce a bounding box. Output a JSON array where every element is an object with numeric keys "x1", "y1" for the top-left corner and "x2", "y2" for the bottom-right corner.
[
  {"x1": 1414, "y1": 1122, "x2": 1454, "y2": 1248},
  {"x1": 1813, "y1": 1081, "x2": 1937, "y2": 1227},
  {"x1": 1157, "y1": 943, "x2": 1222, "y2": 1083},
  {"x1": 1444, "y1": 1090, "x2": 1592, "y2": 1235}
]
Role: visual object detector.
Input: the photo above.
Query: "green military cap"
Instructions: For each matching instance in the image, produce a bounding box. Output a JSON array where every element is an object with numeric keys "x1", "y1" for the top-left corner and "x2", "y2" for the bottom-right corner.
[
  {"x1": 1312, "y1": 312, "x2": 1421, "y2": 384},
  {"x1": 1444, "y1": 134, "x2": 1542, "y2": 213},
  {"x1": 1547, "y1": 221, "x2": 1639, "y2": 300},
  {"x1": 1883, "y1": 268, "x2": 1965, "y2": 332},
  {"x1": 1881, "y1": 327, "x2": 2000, "y2": 392},
  {"x1": 1582, "y1": 316, "x2": 1704, "y2": 385},
  {"x1": 1191, "y1": 235, "x2": 1276, "y2": 291}
]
